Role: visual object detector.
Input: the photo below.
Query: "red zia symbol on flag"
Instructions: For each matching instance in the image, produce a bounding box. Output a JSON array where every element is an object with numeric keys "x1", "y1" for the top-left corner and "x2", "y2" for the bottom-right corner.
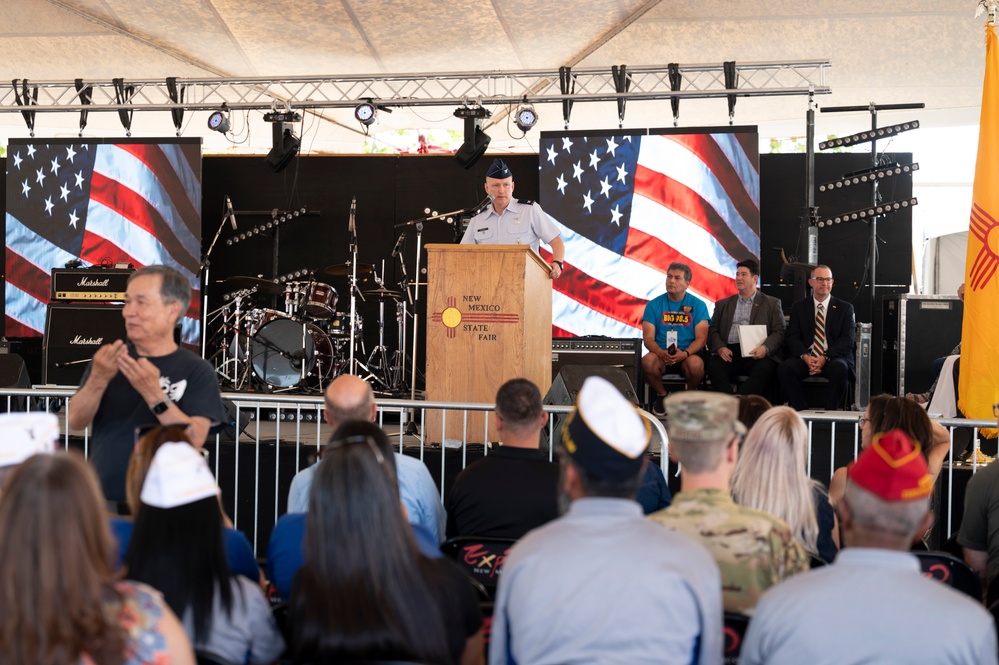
[{"x1": 969, "y1": 203, "x2": 999, "y2": 290}]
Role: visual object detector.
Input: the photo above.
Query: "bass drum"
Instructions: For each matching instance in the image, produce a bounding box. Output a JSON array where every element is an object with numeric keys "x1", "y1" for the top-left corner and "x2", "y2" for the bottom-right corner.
[{"x1": 250, "y1": 317, "x2": 336, "y2": 388}]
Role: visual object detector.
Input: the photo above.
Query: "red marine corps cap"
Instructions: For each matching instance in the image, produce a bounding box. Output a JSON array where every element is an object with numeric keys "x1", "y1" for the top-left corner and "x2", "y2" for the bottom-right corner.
[{"x1": 847, "y1": 429, "x2": 933, "y2": 501}]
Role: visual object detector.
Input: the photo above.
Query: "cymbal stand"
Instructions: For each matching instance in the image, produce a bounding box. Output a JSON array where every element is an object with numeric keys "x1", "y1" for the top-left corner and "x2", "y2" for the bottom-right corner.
[
  {"x1": 364, "y1": 260, "x2": 394, "y2": 391},
  {"x1": 345, "y1": 196, "x2": 372, "y2": 377}
]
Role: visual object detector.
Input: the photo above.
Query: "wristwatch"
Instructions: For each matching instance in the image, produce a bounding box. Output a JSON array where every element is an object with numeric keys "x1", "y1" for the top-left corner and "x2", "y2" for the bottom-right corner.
[
  {"x1": 552, "y1": 260, "x2": 564, "y2": 269},
  {"x1": 149, "y1": 398, "x2": 171, "y2": 415}
]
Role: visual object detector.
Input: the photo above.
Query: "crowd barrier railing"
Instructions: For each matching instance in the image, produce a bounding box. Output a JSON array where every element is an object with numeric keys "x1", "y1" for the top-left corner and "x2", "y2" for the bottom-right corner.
[{"x1": 0, "y1": 387, "x2": 994, "y2": 556}]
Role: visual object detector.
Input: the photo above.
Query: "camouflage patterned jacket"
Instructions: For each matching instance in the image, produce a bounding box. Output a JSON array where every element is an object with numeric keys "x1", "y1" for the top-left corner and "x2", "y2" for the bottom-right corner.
[{"x1": 648, "y1": 488, "x2": 808, "y2": 614}]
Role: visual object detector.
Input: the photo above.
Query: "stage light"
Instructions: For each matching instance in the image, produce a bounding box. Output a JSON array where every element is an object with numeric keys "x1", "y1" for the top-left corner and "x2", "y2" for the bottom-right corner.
[
  {"x1": 817, "y1": 198, "x2": 918, "y2": 227},
  {"x1": 354, "y1": 101, "x2": 377, "y2": 126},
  {"x1": 207, "y1": 109, "x2": 230, "y2": 133},
  {"x1": 515, "y1": 105, "x2": 538, "y2": 132},
  {"x1": 263, "y1": 111, "x2": 302, "y2": 173},
  {"x1": 818, "y1": 163, "x2": 919, "y2": 192},
  {"x1": 819, "y1": 120, "x2": 919, "y2": 150},
  {"x1": 453, "y1": 106, "x2": 492, "y2": 170}
]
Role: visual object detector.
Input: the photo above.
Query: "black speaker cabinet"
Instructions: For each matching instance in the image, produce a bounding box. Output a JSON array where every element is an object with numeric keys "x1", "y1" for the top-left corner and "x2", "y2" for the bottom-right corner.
[
  {"x1": 880, "y1": 295, "x2": 963, "y2": 397},
  {"x1": 43, "y1": 304, "x2": 126, "y2": 386},
  {"x1": 0, "y1": 354, "x2": 31, "y2": 412},
  {"x1": 551, "y1": 338, "x2": 643, "y2": 399},
  {"x1": 544, "y1": 364, "x2": 639, "y2": 406}
]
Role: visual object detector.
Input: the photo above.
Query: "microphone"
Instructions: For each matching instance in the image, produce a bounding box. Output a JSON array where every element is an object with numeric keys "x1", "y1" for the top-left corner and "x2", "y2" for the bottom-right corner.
[
  {"x1": 226, "y1": 196, "x2": 237, "y2": 230},
  {"x1": 391, "y1": 232, "x2": 406, "y2": 258},
  {"x1": 469, "y1": 194, "x2": 493, "y2": 216},
  {"x1": 349, "y1": 196, "x2": 357, "y2": 236}
]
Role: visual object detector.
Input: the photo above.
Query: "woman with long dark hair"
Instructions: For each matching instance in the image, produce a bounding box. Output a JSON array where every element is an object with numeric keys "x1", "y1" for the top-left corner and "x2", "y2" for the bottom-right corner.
[
  {"x1": 291, "y1": 420, "x2": 483, "y2": 665},
  {"x1": 0, "y1": 451, "x2": 194, "y2": 665},
  {"x1": 125, "y1": 442, "x2": 284, "y2": 664}
]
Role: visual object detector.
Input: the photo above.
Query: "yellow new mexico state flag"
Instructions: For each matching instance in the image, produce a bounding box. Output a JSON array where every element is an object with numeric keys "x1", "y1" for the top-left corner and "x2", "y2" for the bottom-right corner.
[{"x1": 960, "y1": 22, "x2": 999, "y2": 436}]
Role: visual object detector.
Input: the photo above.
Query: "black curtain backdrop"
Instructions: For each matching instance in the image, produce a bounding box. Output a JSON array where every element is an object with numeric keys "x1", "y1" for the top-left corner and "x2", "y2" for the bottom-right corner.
[{"x1": 3, "y1": 151, "x2": 910, "y2": 394}]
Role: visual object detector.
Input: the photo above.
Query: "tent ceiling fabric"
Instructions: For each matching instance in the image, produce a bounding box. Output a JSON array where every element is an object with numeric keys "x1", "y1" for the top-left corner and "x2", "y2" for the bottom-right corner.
[{"x1": 0, "y1": 0, "x2": 986, "y2": 153}]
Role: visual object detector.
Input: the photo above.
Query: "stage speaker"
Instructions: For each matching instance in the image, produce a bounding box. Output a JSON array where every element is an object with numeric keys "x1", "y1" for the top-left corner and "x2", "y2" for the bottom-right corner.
[
  {"x1": 215, "y1": 398, "x2": 252, "y2": 443},
  {"x1": 881, "y1": 295, "x2": 963, "y2": 396},
  {"x1": 544, "y1": 365, "x2": 639, "y2": 406},
  {"x1": 43, "y1": 304, "x2": 126, "y2": 386},
  {"x1": 0, "y1": 354, "x2": 31, "y2": 412}
]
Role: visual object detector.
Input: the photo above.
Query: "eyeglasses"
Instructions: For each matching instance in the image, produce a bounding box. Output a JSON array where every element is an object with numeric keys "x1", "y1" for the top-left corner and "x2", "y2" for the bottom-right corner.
[
  {"x1": 810, "y1": 277, "x2": 834, "y2": 283},
  {"x1": 858, "y1": 415, "x2": 870, "y2": 427},
  {"x1": 329, "y1": 434, "x2": 386, "y2": 466}
]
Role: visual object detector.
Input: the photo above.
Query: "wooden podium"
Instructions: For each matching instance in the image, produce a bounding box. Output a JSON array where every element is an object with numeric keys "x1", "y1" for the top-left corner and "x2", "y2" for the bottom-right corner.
[{"x1": 424, "y1": 244, "x2": 552, "y2": 443}]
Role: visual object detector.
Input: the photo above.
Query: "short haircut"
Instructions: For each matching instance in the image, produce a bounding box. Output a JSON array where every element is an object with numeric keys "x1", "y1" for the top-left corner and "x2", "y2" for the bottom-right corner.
[
  {"x1": 844, "y1": 480, "x2": 929, "y2": 539},
  {"x1": 811, "y1": 264, "x2": 832, "y2": 278},
  {"x1": 670, "y1": 437, "x2": 730, "y2": 474},
  {"x1": 667, "y1": 262, "x2": 692, "y2": 283},
  {"x1": 495, "y1": 378, "x2": 543, "y2": 435},
  {"x1": 736, "y1": 259, "x2": 759, "y2": 277},
  {"x1": 561, "y1": 454, "x2": 643, "y2": 500},
  {"x1": 129, "y1": 265, "x2": 191, "y2": 322}
]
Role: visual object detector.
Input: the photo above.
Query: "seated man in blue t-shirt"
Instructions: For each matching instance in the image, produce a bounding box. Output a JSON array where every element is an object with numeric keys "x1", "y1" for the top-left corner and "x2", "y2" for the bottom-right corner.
[{"x1": 641, "y1": 262, "x2": 710, "y2": 417}]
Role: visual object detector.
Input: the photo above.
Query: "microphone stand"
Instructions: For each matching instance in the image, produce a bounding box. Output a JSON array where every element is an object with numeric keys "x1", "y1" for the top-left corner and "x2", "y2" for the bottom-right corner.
[{"x1": 201, "y1": 208, "x2": 232, "y2": 359}]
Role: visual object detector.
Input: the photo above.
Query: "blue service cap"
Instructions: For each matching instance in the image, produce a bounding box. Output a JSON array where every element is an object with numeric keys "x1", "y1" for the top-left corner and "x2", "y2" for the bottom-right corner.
[{"x1": 486, "y1": 158, "x2": 512, "y2": 179}]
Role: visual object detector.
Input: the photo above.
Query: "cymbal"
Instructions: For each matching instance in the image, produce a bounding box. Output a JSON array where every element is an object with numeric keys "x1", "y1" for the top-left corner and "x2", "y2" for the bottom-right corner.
[
  {"x1": 364, "y1": 286, "x2": 401, "y2": 299},
  {"x1": 323, "y1": 261, "x2": 376, "y2": 276},
  {"x1": 221, "y1": 276, "x2": 283, "y2": 296}
]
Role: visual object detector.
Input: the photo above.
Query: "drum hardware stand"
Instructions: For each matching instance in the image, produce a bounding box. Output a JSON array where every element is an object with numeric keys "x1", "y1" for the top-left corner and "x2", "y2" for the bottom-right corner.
[{"x1": 362, "y1": 261, "x2": 399, "y2": 391}]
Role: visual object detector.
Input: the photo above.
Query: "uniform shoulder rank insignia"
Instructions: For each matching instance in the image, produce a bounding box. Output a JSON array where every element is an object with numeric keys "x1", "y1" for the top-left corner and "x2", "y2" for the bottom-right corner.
[{"x1": 517, "y1": 198, "x2": 536, "y2": 205}]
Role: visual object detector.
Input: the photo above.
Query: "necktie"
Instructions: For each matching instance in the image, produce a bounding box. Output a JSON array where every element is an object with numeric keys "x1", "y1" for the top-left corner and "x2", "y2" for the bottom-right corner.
[{"x1": 812, "y1": 303, "x2": 827, "y2": 356}]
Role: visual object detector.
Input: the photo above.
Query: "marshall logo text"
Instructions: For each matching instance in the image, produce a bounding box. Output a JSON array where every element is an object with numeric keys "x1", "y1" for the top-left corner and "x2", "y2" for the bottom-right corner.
[{"x1": 69, "y1": 335, "x2": 104, "y2": 345}]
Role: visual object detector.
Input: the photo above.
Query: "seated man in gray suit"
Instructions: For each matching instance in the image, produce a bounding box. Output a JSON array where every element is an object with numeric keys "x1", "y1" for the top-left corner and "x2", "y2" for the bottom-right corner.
[{"x1": 706, "y1": 259, "x2": 785, "y2": 398}]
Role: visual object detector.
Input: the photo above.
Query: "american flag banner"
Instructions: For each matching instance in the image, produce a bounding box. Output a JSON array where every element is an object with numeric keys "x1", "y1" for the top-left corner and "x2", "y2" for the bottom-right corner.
[
  {"x1": 5, "y1": 139, "x2": 203, "y2": 346},
  {"x1": 538, "y1": 129, "x2": 760, "y2": 338}
]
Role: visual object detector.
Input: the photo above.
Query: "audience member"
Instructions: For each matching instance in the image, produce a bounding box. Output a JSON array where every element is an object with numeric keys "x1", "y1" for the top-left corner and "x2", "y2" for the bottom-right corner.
[
  {"x1": 286, "y1": 374, "x2": 446, "y2": 542},
  {"x1": 491, "y1": 376, "x2": 722, "y2": 665},
  {"x1": 268, "y1": 423, "x2": 446, "y2": 600},
  {"x1": 739, "y1": 430, "x2": 996, "y2": 664},
  {"x1": 125, "y1": 442, "x2": 285, "y2": 664},
  {"x1": 736, "y1": 394, "x2": 772, "y2": 430},
  {"x1": 289, "y1": 420, "x2": 483, "y2": 665},
  {"x1": 637, "y1": 456, "x2": 673, "y2": 514},
  {"x1": 778, "y1": 265, "x2": 856, "y2": 411},
  {"x1": 649, "y1": 391, "x2": 808, "y2": 614},
  {"x1": 707, "y1": 259, "x2": 785, "y2": 398},
  {"x1": 68, "y1": 264, "x2": 225, "y2": 506},
  {"x1": 0, "y1": 451, "x2": 195, "y2": 665},
  {"x1": 827, "y1": 394, "x2": 950, "y2": 507},
  {"x1": 108, "y1": 424, "x2": 260, "y2": 583},
  {"x1": 0, "y1": 411, "x2": 59, "y2": 489},
  {"x1": 731, "y1": 407, "x2": 838, "y2": 564},
  {"x1": 956, "y1": 402, "x2": 999, "y2": 597},
  {"x1": 641, "y1": 262, "x2": 711, "y2": 414},
  {"x1": 446, "y1": 378, "x2": 559, "y2": 539}
]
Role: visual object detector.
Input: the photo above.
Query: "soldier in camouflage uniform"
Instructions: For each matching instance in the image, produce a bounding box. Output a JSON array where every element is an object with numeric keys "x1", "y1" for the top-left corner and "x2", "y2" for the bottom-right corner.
[{"x1": 649, "y1": 391, "x2": 808, "y2": 614}]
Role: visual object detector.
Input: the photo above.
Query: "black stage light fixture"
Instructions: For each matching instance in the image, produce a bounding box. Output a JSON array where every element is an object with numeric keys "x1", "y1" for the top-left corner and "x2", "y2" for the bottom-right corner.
[
  {"x1": 354, "y1": 101, "x2": 377, "y2": 126},
  {"x1": 515, "y1": 104, "x2": 538, "y2": 132},
  {"x1": 207, "y1": 109, "x2": 230, "y2": 133},
  {"x1": 819, "y1": 120, "x2": 919, "y2": 150},
  {"x1": 817, "y1": 198, "x2": 918, "y2": 227},
  {"x1": 818, "y1": 163, "x2": 919, "y2": 192},
  {"x1": 453, "y1": 105, "x2": 492, "y2": 170},
  {"x1": 263, "y1": 111, "x2": 302, "y2": 173}
]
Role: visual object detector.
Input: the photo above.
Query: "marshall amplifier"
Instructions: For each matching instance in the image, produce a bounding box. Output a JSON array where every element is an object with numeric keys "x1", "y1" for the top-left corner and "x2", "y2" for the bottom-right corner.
[
  {"x1": 50, "y1": 268, "x2": 133, "y2": 301},
  {"x1": 43, "y1": 304, "x2": 126, "y2": 386},
  {"x1": 551, "y1": 337, "x2": 643, "y2": 398}
]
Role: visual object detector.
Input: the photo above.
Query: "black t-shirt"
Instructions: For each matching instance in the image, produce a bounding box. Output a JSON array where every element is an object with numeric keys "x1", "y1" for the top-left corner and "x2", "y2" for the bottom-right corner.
[
  {"x1": 83, "y1": 345, "x2": 224, "y2": 501},
  {"x1": 445, "y1": 446, "x2": 560, "y2": 540}
]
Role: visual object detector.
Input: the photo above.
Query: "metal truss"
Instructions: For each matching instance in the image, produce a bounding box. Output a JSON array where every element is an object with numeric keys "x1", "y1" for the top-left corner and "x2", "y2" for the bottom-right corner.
[{"x1": 0, "y1": 60, "x2": 830, "y2": 114}]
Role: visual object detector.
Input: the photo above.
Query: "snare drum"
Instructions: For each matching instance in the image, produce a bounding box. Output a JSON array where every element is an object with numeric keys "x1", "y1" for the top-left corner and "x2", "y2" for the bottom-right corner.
[
  {"x1": 327, "y1": 312, "x2": 363, "y2": 338},
  {"x1": 302, "y1": 283, "x2": 337, "y2": 319}
]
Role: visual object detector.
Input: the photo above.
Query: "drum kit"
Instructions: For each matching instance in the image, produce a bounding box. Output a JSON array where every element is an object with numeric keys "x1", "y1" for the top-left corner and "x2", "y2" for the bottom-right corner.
[{"x1": 207, "y1": 266, "x2": 405, "y2": 394}]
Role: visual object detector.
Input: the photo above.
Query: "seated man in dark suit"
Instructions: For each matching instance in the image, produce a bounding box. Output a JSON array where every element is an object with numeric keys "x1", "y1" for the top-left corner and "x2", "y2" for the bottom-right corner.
[
  {"x1": 707, "y1": 259, "x2": 785, "y2": 398},
  {"x1": 778, "y1": 265, "x2": 855, "y2": 410},
  {"x1": 445, "y1": 378, "x2": 560, "y2": 540}
]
